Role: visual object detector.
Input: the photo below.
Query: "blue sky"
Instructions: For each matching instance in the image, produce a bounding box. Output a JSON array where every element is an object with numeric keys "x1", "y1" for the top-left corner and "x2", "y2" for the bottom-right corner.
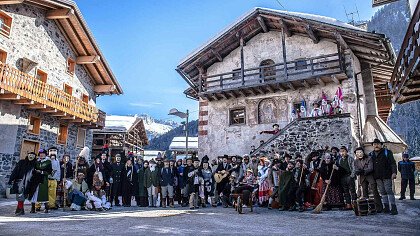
[{"x1": 74, "y1": 0, "x2": 378, "y2": 122}]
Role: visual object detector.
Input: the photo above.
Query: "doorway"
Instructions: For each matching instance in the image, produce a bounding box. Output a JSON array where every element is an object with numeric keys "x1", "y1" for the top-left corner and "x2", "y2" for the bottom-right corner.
[{"x1": 20, "y1": 140, "x2": 40, "y2": 160}]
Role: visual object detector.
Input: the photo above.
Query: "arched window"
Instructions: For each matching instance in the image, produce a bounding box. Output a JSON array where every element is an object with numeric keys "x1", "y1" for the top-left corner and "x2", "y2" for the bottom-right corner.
[
  {"x1": 259, "y1": 59, "x2": 276, "y2": 81},
  {"x1": 258, "y1": 98, "x2": 277, "y2": 124}
]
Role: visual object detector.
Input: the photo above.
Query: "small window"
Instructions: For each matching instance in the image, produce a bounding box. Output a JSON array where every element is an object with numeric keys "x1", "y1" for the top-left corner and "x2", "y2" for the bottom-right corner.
[
  {"x1": 82, "y1": 94, "x2": 89, "y2": 103},
  {"x1": 260, "y1": 59, "x2": 276, "y2": 80},
  {"x1": 66, "y1": 58, "x2": 75, "y2": 75},
  {"x1": 230, "y1": 108, "x2": 246, "y2": 125},
  {"x1": 36, "y1": 69, "x2": 48, "y2": 83},
  {"x1": 0, "y1": 11, "x2": 12, "y2": 37},
  {"x1": 0, "y1": 48, "x2": 7, "y2": 63},
  {"x1": 64, "y1": 84, "x2": 72, "y2": 95},
  {"x1": 295, "y1": 59, "x2": 308, "y2": 70},
  {"x1": 58, "y1": 124, "x2": 68, "y2": 145},
  {"x1": 28, "y1": 116, "x2": 41, "y2": 135},
  {"x1": 76, "y1": 128, "x2": 86, "y2": 147}
]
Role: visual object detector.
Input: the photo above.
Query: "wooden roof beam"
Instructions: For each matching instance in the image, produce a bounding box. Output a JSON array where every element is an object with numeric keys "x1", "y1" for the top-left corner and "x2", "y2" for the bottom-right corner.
[
  {"x1": 331, "y1": 75, "x2": 340, "y2": 84},
  {"x1": 0, "y1": 0, "x2": 24, "y2": 4},
  {"x1": 94, "y1": 84, "x2": 116, "y2": 93},
  {"x1": 305, "y1": 24, "x2": 319, "y2": 44},
  {"x1": 76, "y1": 55, "x2": 101, "y2": 64},
  {"x1": 286, "y1": 82, "x2": 295, "y2": 90},
  {"x1": 210, "y1": 49, "x2": 223, "y2": 62},
  {"x1": 257, "y1": 16, "x2": 269, "y2": 33},
  {"x1": 14, "y1": 99, "x2": 34, "y2": 105},
  {"x1": 46, "y1": 8, "x2": 74, "y2": 20},
  {"x1": 278, "y1": 19, "x2": 292, "y2": 37},
  {"x1": 317, "y1": 77, "x2": 325, "y2": 86},
  {"x1": 0, "y1": 94, "x2": 20, "y2": 100},
  {"x1": 302, "y1": 80, "x2": 311, "y2": 89},
  {"x1": 28, "y1": 104, "x2": 47, "y2": 109},
  {"x1": 334, "y1": 32, "x2": 349, "y2": 49}
]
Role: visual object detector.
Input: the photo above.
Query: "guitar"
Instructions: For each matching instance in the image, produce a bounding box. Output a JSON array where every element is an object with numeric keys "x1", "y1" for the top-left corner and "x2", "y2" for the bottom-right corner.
[{"x1": 214, "y1": 165, "x2": 235, "y2": 183}]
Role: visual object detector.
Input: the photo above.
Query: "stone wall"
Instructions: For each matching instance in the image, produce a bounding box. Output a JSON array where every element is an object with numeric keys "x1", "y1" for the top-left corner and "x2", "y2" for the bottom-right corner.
[
  {"x1": 0, "y1": 101, "x2": 93, "y2": 196},
  {"x1": 256, "y1": 114, "x2": 355, "y2": 158}
]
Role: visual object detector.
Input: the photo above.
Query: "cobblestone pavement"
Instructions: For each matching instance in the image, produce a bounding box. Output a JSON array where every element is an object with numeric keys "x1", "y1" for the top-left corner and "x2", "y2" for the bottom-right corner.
[{"x1": 0, "y1": 199, "x2": 419, "y2": 235}]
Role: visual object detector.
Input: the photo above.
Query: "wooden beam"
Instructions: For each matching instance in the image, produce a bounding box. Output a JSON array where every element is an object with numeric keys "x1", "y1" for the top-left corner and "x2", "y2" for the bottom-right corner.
[
  {"x1": 42, "y1": 108, "x2": 58, "y2": 113},
  {"x1": 0, "y1": 94, "x2": 20, "y2": 100},
  {"x1": 334, "y1": 32, "x2": 349, "y2": 49},
  {"x1": 279, "y1": 19, "x2": 292, "y2": 37},
  {"x1": 277, "y1": 84, "x2": 286, "y2": 92},
  {"x1": 286, "y1": 82, "x2": 295, "y2": 90},
  {"x1": 255, "y1": 87, "x2": 265, "y2": 94},
  {"x1": 305, "y1": 24, "x2": 319, "y2": 44},
  {"x1": 0, "y1": 0, "x2": 24, "y2": 4},
  {"x1": 211, "y1": 94, "x2": 219, "y2": 101},
  {"x1": 61, "y1": 115, "x2": 76, "y2": 120},
  {"x1": 94, "y1": 85, "x2": 116, "y2": 93},
  {"x1": 302, "y1": 80, "x2": 311, "y2": 88},
  {"x1": 76, "y1": 55, "x2": 101, "y2": 64},
  {"x1": 28, "y1": 104, "x2": 47, "y2": 109},
  {"x1": 220, "y1": 92, "x2": 228, "y2": 99},
  {"x1": 14, "y1": 99, "x2": 34, "y2": 105},
  {"x1": 266, "y1": 85, "x2": 274, "y2": 93},
  {"x1": 46, "y1": 8, "x2": 74, "y2": 20},
  {"x1": 238, "y1": 89, "x2": 246, "y2": 97},
  {"x1": 317, "y1": 77, "x2": 325, "y2": 86},
  {"x1": 210, "y1": 49, "x2": 223, "y2": 62},
  {"x1": 229, "y1": 91, "x2": 238, "y2": 98},
  {"x1": 257, "y1": 16, "x2": 268, "y2": 33},
  {"x1": 51, "y1": 112, "x2": 67, "y2": 117},
  {"x1": 331, "y1": 75, "x2": 340, "y2": 84}
]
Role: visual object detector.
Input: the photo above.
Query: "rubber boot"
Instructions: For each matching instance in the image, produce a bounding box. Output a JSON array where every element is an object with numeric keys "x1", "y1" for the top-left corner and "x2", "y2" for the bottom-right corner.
[
  {"x1": 30, "y1": 203, "x2": 36, "y2": 213},
  {"x1": 189, "y1": 194, "x2": 195, "y2": 209},
  {"x1": 390, "y1": 204, "x2": 398, "y2": 215},
  {"x1": 383, "y1": 204, "x2": 390, "y2": 213},
  {"x1": 44, "y1": 203, "x2": 49, "y2": 213},
  {"x1": 169, "y1": 198, "x2": 174, "y2": 208}
]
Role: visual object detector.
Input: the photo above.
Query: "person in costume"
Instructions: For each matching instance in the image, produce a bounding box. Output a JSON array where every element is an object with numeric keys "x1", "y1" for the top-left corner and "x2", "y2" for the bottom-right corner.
[
  {"x1": 277, "y1": 161, "x2": 296, "y2": 211},
  {"x1": 354, "y1": 147, "x2": 382, "y2": 212},
  {"x1": 182, "y1": 157, "x2": 194, "y2": 207},
  {"x1": 101, "y1": 152, "x2": 112, "y2": 199},
  {"x1": 110, "y1": 154, "x2": 123, "y2": 206},
  {"x1": 160, "y1": 159, "x2": 175, "y2": 208},
  {"x1": 299, "y1": 100, "x2": 307, "y2": 118},
  {"x1": 257, "y1": 158, "x2": 271, "y2": 207},
  {"x1": 369, "y1": 138, "x2": 398, "y2": 215},
  {"x1": 31, "y1": 149, "x2": 52, "y2": 213},
  {"x1": 201, "y1": 158, "x2": 216, "y2": 207},
  {"x1": 175, "y1": 158, "x2": 185, "y2": 206},
  {"x1": 122, "y1": 159, "x2": 136, "y2": 207},
  {"x1": 86, "y1": 172, "x2": 111, "y2": 211},
  {"x1": 306, "y1": 150, "x2": 323, "y2": 207},
  {"x1": 47, "y1": 147, "x2": 60, "y2": 210},
  {"x1": 331, "y1": 87, "x2": 344, "y2": 114},
  {"x1": 398, "y1": 153, "x2": 416, "y2": 200},
  {"x1": 337, "y1": 146, "x2": 356, "y2": 211},
  {"x1": 215, "y1": 155, "x2": 232, "y2": 206},
  {"x1": 330, "y1": 147, "x2": 340, "y2": 161},
  {"x1": 136, "y1": 159, "x2": 148, "y2": 207},
  {"x1": 144, "y1": 159, "x2": 160, "y2": 207},
  {"x1": 232, "y1": 169, "x2": 256, "y2": 208},
  {"x1": 319, "y1": 152, "x2": 343, "y2": 210},
  {"x1": 57, "y1": 154, "x2": 72, "y2": 208},
  {"x1": 87, "y1": 156, "x2": 109, "y2": 189},
  {"x1": 293, "y1": 160, "x2": 310, "y2": 212},
  {"x1": 187, "y1": 158, "x2": 203, "y2": 209},
  {"x1": 8, "y1": 152, "x2": 37, "y2": 215},
  {"x1": 268, "y1": 159, "x2": 281, "y2": 209},
  {"x1": 320, "y1": 92, "x2": 332, "y2": 116},
  {"x1": 259, "y1": 124, "x2": 280, "y2": 135},
  {"x1": 310, "y1": 101, "x2": 323, "y2": 117},
  {"x1": 67, "y1": 172, "x2": 88, "y2": 211}
]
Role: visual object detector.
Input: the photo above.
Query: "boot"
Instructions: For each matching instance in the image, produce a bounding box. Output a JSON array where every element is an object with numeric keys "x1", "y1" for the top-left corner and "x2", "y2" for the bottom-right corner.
[
  {"x1": 399, "y1": 195, "x2": 405, "y2": 200},
  {"x1": 268, "y1": 198, "x2": 273, "y2": 210},
  {"x1": 162, "y1": 198, "x2": 167, "y2": 208},
  {"x1": 189, "y1": 194, "x2": 195, "y2": 209},
  {"x1": 211, "y1": 197, "x2": 217, "y2": 207},
  {"x1": 44, "y1": 203, "x2": 49, "y2": 213},
  {"x1": 410, "y1": 195, "x2": 416, "y2": 200},
  {"x1": 15, "y1": 207, "x2": 24, "y2": 216},
  {"x1": 390, "y1": 204, "x2": 398, "y2": 215},
  {"x1": 376, "y1": 203, "x2": 383, "y2": 213},
  {"x1": 383, "y1": 204, "x2": 390, "y2": 213},
  {"x1": 169, "y1": 198, "x2": 174, "y2": 208},
  {"x1": 182, "y1": 197, "x2": 188, "y2": 207},
  {"x1": 201, "y1": 198, "x2": 206, "y2": 208},
  {"x1": 194, "y1": 194, "x2": 199, "y2": 209},
  {"x1": 30, "y1": 203, "x2": 36, "y2": 213}
]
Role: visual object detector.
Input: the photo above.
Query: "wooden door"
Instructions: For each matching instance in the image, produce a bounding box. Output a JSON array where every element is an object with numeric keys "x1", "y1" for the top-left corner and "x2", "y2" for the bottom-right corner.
[{"x1": 20, "y1": 140, "x2": 39, "y2": 160}]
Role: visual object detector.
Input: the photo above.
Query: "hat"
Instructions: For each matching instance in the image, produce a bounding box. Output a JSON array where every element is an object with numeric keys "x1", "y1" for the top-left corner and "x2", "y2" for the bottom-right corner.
[
  {"x1": 156, "y1": 152, "x2": 162, "y2": 160},
  {"x1": 223, "y1": 154, "x2": 229, "y2": 159},
  {"x1": 169, "y1": 159, "x2": 175, "y2": 162},
  {"x1": 163, "y1": 158, "x2": 170, "y2": 163},
  {"x1": 201, "y1": 159, "x2": 209, "y2": 164},
  {"x1": 94, "y1": 155, "x2": 101, "y2": 160},
  {"x1": 143, "y1": 160, "x2": 149, "y2": 165},
  {"x1": 243, "y1": 155, "x2": 250, "y2": 160},
  {"x1": 193, "y1": 157, "x2": 200, "y2": 162},
  {"x1": 340, "y1": 146, "x2": 348, "y2": 152},
  {"x1": 372, "y1": 138, "x2": 383, "y2": 145},
  {"x1": 402, "y1": 153, "x2": 409, "y2": 158},
  {"x1": 354, "y1": 147, "x2": 365, "y2": 154},
  {"x1": 272, "y1": 124, "x2": 279, "y2": 128},
  {"x1": 202, "y1": 155, "x2": 209, "y2": 162},
  {"x1": 331, "y1": 147, "x2": 339, "y2": 152},
  {"x1": 38, "y1": 149, "x2": 48, "y2": 155},
  {"x1": 288, "y1": 159, "x2": 296, "y2": 166},
  {"x1": 115, "y1": 154, "x2": 121, "y2": 158},
  {"x1": 48, "y1": 146, "x2": 58, "y2": 151},
  {"x1": 149, "y1": 159, "x2": 156, "y2": 164}
]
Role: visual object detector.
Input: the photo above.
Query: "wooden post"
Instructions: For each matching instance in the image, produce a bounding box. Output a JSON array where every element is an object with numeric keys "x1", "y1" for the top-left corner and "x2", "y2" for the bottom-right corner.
[
  {"x1": 281, "y1": 29, "x2": 288, "y2": 80},
  {"x1": 197, "y1": 66, "x2": 205, "y2": 92},
  {"x1": 240, "y1": 37, "x2": 245, "y2": 86}
]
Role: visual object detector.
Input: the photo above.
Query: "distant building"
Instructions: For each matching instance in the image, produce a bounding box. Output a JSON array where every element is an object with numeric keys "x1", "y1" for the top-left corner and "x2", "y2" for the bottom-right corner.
[
  {"x1": 92, "y1": 115, "x2": 149, "y2": 159},
  {"x1": 0, "y1": 0, "x2": 122, "y2": 194},
  {"x1": 177, "y1": 8, "x2": 407, "y2": 159},
  {"x1": 169, "y1": 136, "x2": 199, "y2": 159}
]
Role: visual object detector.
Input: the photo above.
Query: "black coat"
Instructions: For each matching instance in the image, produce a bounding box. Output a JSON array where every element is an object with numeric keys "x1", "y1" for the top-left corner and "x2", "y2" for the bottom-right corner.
[
  {"x1": 370, "y1": 149, "x2": 397, "y2": 180},
  {"x1": 122, "y1": 165, "x2": 136, "y2": 196},
  {"x1": 60, "y1": 162, "x2": 73, "y2": 180},
  {"x1": 9, "y1": 158, "x2": 36, "y2": 197},
  {"x1": 398, "y1": 160, "x2": 415, "y2": 180}
]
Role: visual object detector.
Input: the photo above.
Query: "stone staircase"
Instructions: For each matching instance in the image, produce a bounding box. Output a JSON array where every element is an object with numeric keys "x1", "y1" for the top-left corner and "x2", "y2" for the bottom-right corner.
[{"x1": 251, "y1": 113, "x2": 355, "y2": 158}]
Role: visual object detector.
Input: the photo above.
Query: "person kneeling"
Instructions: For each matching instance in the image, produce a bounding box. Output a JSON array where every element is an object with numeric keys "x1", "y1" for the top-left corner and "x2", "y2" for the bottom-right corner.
[{"x1": 86, "y1": 172, "x2": 111, "y2": 211}]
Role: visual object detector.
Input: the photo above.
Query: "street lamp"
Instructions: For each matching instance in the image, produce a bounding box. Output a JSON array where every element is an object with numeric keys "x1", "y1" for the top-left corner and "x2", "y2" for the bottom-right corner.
[{"x1": 169, "y1": 108, "x2": 189, "y2": 159}]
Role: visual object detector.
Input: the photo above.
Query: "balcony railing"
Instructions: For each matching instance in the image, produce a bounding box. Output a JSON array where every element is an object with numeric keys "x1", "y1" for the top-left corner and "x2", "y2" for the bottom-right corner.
[
  {"x1": 0, "y1": 62, "x2": 103, "y2": 125},
  {"x1": 201, "y1": 53, "x2": 343, "y2": 93}
]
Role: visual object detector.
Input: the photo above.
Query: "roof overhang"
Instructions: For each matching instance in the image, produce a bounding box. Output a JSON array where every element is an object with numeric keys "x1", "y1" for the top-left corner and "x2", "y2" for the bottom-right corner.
[{"x1": 1, "y1": 0, "x2": 123, "y2": 95}]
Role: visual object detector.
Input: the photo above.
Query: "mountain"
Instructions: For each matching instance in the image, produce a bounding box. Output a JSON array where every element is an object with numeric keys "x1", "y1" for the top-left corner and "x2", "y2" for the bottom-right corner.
[
  {"x1": 137, "y1": 114, "x2": 179, "y2": 140},
  {"x1": 146, "y1": 120, "x2": 198, "y2": 151},
  {"x1": 367, "y1": 0, "x2": 420, "y2": 157}
]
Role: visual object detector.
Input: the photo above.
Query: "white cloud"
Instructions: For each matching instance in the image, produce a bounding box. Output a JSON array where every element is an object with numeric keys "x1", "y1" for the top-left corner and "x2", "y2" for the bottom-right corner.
[{"x1": 129, "y1": 102, "x2": 163, "y2": 108}]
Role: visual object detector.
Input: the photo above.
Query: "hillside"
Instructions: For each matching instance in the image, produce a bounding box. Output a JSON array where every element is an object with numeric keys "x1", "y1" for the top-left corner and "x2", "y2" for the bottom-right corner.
[
  {"x1": 368, "y1": 0, "x2": 420, "y2": 157},
  {"x1": 146, "y1": 120, "x2": 198, "y2": 151}
]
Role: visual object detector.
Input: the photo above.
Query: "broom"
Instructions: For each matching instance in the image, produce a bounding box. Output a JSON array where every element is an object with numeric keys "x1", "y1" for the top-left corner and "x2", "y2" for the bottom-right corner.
[{"x1": 313, "y1": 168, "x2": 335, "y2": 214}]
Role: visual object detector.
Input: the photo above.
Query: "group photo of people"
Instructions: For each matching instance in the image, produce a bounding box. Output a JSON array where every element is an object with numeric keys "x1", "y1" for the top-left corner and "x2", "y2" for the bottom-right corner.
[{"x1": 7, "y1": 138, "x2": 417, "y2": 217}]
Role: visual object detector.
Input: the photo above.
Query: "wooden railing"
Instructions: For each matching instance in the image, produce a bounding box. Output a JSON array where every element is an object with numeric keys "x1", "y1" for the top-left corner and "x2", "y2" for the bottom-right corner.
[
  {"x1": 0, "y1": 22, "x2": 11, "y2": 36},
  {"x1": 0, "y1": 62, "x2": 101, "y2": 124},
  {"x1": 201, "y1": 53, "x2": 343, "y2": 93}
]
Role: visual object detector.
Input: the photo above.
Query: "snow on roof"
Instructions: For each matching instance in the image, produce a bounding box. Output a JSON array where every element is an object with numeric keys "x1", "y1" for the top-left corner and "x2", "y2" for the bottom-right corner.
[
  {"x1": 105, "y1": 115, "x2": 138, "y2": 131},
  {"x1": 169, "y1": 136, "x2": 199, "y2": 151},
  {"x1": 179, "y1": 7, "x2": 364, "y2": 65}
]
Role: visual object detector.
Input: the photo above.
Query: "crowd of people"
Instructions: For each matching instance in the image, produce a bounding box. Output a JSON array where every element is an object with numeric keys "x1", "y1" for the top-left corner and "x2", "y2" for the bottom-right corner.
[{"x1": 7, "y1": 139, "x2": 417, "y2": 216}]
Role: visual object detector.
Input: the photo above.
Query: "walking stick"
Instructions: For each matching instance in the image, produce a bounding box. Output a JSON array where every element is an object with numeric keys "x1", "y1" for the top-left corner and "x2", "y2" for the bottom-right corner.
[
  {"x1": 313, "y1": 168, "x2": 335, "y2": 214},
  {"x1": 63, "y1": 162, "x2": 68, "y2": 211}
]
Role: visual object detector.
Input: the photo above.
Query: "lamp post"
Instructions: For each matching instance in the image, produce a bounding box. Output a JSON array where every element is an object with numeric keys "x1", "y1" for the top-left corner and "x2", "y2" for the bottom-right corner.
[{"x1": 168, "y1": 108, "x2": 189, "y2": 158}]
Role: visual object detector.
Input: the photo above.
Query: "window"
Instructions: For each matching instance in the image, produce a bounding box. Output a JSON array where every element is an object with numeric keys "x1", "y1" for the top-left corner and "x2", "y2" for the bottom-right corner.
[
  {"x1": 0, "y1": 48, "x2": 7, "y2": 63},
  {"x1": 259, "y1": 59, "x2": 276, "y2": 81},
  {"x1": 28, "y1": 116, "x2": 41, "y2": 135},
  {"x1": 230, "y1": 108, "x2": 246, "y2": 125},
  {"x1": 82, "y1": 94, "x2": 89, "y2": 103},
  {"x1": 0, "y1": 11, "x2": 12, "y2": 37},
  {"x1": 66, "y1": 58, "x2": 75, "y2": 75},
  {"x1": 76, "y1": 128, "x2": 86, "y2": 147},
  {"x1": 58, "y1": 124, "x2": 68, "y2": 145},
  {"x1": 64, "y1": 84, "x2": 72, "y2": 95},
  {"x1": 36, "y1": 69, "x2": 48, "y2": 83},
  {"x1": 232, "y1": 68, "x2": 241, "y2": 80},
  {"x1": 295, "y1": 59, "x2": 308, "y2": 70}
]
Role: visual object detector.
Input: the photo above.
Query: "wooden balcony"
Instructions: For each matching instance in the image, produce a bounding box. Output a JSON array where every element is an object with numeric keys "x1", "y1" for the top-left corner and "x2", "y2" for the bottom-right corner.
[
  {"x1": 198, "y1": 53, "x2": 346, "y2": 101},
  {"x1": 0, "y1": 62, "x2": 105, "y2": 128}
]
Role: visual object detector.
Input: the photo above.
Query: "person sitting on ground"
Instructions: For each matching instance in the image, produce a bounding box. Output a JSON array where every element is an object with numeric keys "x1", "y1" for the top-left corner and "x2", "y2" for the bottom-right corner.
[
  {"x1": 67, "y1": 173, "x2": 89, "y2": 211},
  {"x1": 398, "y1": 153, "x2": 416, "y2": 200}
]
